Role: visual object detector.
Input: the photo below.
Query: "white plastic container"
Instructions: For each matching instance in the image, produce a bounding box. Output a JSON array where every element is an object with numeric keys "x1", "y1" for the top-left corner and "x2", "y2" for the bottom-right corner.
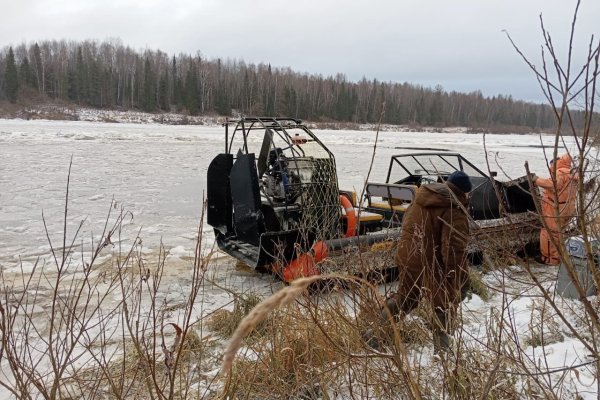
[{"x1": 556, "y1": 236, "x2": 599, "y2": 299}]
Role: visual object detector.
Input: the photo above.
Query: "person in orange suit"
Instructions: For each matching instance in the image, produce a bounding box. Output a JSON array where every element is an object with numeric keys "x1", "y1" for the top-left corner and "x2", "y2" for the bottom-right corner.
[{"x1": 533, "y1": 153, "x2": 578, "y2": 265}]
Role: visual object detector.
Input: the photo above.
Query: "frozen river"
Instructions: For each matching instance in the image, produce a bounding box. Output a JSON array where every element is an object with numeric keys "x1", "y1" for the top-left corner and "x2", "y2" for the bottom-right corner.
[{"x1": 0, "y1": 119, "x2": 575, "y2": 271}]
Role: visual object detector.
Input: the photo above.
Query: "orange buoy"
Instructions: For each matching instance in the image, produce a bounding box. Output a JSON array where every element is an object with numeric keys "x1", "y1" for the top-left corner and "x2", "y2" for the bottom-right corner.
[
  {"x1": 340, "y1": 194, "x2": 357, "y2": 238},
  {"x1": 282, "y1": 240, "x2": 329, "y2": 283},
  {"x1": 311, "y1": 240, "x2": 329, "y2": 262},
  {"x1": 282, "y1": 253, "x2": 318, "y2": 282}
]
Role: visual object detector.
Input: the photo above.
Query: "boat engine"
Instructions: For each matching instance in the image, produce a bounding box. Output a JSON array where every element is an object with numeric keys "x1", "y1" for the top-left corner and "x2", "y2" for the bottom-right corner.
[{"x1": 262, "y1": 148, "x2": 301, "y2": 203}]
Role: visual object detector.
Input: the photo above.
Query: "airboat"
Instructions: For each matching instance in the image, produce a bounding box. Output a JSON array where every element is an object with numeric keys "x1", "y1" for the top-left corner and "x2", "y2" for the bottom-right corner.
[{"x1": 207, "y1": 117, "x2": 540, "y2": 282}]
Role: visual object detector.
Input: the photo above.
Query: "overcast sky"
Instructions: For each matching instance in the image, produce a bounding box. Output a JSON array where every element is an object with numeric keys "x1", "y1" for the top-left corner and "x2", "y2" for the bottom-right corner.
[{"x1": 1, "y1": 0, "x2": 599, "y2": 103}]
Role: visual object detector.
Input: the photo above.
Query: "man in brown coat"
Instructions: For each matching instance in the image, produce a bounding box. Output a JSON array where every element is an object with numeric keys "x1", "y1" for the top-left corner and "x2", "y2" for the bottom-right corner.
[{"x1": 368, "y1": 170, "x2": 472, "y2": 352}]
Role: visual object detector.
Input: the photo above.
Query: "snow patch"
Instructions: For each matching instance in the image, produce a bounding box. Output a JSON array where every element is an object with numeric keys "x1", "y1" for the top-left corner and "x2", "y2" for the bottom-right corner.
[
  {"x1": 16, "y1": 105, "x2": 226, "y2": 126},
  {"x1": 168, "y1": 245, "x2": 190, "y2": 259}
]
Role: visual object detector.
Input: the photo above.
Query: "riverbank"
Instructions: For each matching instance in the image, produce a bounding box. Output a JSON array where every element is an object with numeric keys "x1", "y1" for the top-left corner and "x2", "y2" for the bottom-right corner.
[{"x1": 0, "y1": 102, "x2": 538, "y2": 134}]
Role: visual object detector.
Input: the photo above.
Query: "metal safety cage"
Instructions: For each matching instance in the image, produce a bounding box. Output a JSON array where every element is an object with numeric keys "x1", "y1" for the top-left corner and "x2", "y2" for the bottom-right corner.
[
  {"x1": 384, "y1": 152, "x2": 537, "y2": 220},
  {"x1": 208, "y1": 117, "x2": 342, "y2": 270}
]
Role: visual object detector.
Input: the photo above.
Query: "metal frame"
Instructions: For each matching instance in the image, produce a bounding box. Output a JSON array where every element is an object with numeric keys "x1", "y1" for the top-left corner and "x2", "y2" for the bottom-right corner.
[
  {"x1": 386, "y1": 152, "x2": 488, "y2": 183},
  {"x1": 223, "y1": 117, "x2": 334, "y2": 159}
]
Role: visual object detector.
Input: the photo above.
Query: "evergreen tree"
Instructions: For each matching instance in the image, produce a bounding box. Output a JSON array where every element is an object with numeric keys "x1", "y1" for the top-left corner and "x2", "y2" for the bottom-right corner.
[
  {"x1": 184, "y1": 60, "x2": 199, "y2": 114},
  {"x1": 67, "y1": 67, "x2": 78, "y2": 101},
  {"x1": 75, "y1": 47, "x2": 87, "y2": 103},
  {"x1": 428, "y1": 85, "x2": 444, "y2": 126},
  {"x1": 32, "y1": 43, "x2": 43, "y2": 95},
  {"x1": 214, "y1": 74, "x2": 231, "y2": 116},
  {"x1": 284, "y1": 86, "x2": 297, "y2": 117},
  {"x1": 88, "y1": 60, "x2": 102, "y2": 106},
  {"x1": 142, "y1": 58, "x2": 156, "y2": 111},
  {"x1": 264, "y1": 64, "x2": 275, "y2": 116},
  {"x1": 19, "y1": 56, "x2": 35, "y2": 88},
  {"x1": 175, "y1": 75, "x2": 184, "y2": 109},
  {"x1": 158, "y1": 73, "x2": 168, "y2": 110},
  {"x1": 44, "y1": 64, "x2": 56, "y2": 98},
  {"x1": 171, "y1": 56, "x2": 179, "y2": 107},
  {"x1": 4, "y1": 47, "x2": 19, "y2": 103},
  {"x1": 366, "y1": 79, "x2": 378, "y2": 122}
]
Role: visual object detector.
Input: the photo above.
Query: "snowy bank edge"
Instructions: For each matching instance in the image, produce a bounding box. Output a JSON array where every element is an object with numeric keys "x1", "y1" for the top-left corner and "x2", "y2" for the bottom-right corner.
[{"x1": 1, "y1": 104, "x2": 476, "y2": 133}]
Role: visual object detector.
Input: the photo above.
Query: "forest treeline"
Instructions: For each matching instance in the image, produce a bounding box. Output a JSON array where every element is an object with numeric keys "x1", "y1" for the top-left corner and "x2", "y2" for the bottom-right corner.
[{"x1": 0, "y1": 39, "x2": 575, "y2": 129}]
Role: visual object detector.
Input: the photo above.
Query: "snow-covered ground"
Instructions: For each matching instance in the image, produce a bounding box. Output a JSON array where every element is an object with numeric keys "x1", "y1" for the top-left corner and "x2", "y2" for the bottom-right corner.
[
  {"x1": 14, "y1": 105, "x2": 226, "y2": 125},
  {"x1": 1, "y1": 118, "x2": 595, "y2": 398},
  {"x1": 10, "y1": 105, "x2": 476, "y2": 133}
]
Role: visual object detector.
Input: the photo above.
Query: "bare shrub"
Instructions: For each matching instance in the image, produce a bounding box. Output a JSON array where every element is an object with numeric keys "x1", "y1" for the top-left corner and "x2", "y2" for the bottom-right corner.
[{"x1": 0, "y1": 163, "x2": 220, "y2": 399}]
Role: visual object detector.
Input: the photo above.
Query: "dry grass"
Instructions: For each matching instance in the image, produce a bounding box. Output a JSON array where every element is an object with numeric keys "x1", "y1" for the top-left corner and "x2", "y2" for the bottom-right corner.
[
  {"x1": 207, "y1": 291, "x2": 263, "y2": 337},
  {"x1": 465, "y1": 268, "x2": 491, "y2": 301},
  {"x1": 214, "y1": 258, "x2": 548, "y2": 399},
  {"x1": 224, "y1": 305, "x2": 357, "y2": 399},
  {"x1": 74, "y1": 328, "x2": 213, "y2": 399}
]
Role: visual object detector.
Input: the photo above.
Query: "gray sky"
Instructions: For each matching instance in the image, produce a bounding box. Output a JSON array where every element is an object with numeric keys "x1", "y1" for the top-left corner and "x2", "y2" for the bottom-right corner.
[{"x1": 1, "y1": 0, "x2": 599, "y2": 103}]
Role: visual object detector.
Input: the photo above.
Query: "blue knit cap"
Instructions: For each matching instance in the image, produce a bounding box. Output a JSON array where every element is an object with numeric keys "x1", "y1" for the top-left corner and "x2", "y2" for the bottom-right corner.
[{"x1": 447, "y1": 170, "x2": 472, "y2": 193}]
